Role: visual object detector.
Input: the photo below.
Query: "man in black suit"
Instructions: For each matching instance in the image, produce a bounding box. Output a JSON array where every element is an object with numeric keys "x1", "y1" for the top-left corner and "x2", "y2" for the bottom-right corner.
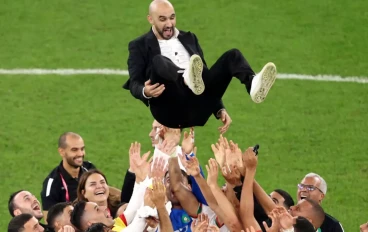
[{"x1": 123, "y1": 0, "x2": 277, "y2": 133}]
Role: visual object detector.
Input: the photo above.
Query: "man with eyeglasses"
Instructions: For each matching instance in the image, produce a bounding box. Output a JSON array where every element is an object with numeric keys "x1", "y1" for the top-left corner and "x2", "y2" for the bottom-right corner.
[{"x1": 297, "y1": 173, "x2": 344, "y2": 232}]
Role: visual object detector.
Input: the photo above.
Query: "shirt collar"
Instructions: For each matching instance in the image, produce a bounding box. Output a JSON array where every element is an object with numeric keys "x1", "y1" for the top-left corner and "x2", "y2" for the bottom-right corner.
[{"x1": 58, "y1": 161, "x2": 85, "y2": 180}]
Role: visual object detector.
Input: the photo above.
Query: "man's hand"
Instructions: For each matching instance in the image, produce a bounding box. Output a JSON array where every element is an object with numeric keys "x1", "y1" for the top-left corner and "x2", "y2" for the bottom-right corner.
[
  {"x1": 144, "y1": 79, "x2": 165, "y2": 98},
  {"x1": 245, "y1": 226, "x2": 256, "y2": 232},
  {"x1": 129, "y1": 142, "x2": 140, "y2": 173},
  {"x1": 242, "y1": 147, "x2": 258, "y2": 171},
  {"x1": 221, "y1": 165, "x2": 242, "y2": 187},
  {"x1": 275, "y1": 206, "x2": 294, "y2": 230},
  {"x1": 360, "y1": 222, "x2": 368, "y2": 232},
  {"x1": 181, "y1": 127, "x2": 194, "y2": 155},
  {"x1": 263, "y1": 210, "x2": 281, "y2": 232},
  {"x1": 144, "y1": 188, "x2": 155, "y2": 208},
  {"x1": 156, "y1": 139, "x2": 177, "y2": 156},
  {"x1": 211, "y1": 136, "x2": 226, "y2": 167},
  {"x1": 58, "y1": 225, "x2": 75, "y2": 232},
  {"x1": 150, "y1": 178, "x2": 166, "y2": 208},
  {"x1": 150, "y1": 157, "x2": 167, "y2": 179},
  {"x1": 190, "y1": 213, "x2": 209, "y2": 232},
  {"x1": 218, "y1": 110, "x2": 232, "y2": 134},
  {"x1": 130, "y1": 142, "x2": 151, "y2": 182},
  {"x1": 206, "y1": 158, "x2": 219, "y2": 188},
  {"x1": 185, "y1": 156, "x2": 201, "y2": 177}
]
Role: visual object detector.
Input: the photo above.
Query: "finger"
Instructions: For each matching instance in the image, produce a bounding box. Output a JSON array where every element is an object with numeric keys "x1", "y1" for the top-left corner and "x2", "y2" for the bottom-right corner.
[
  {"x1": 193, "y1": 147, "x2": 197, "y2": 156},
  {"x1": 147, "y1": 82, "x2": 160, "y2": 89},
  {"x1": 205, "y1": 164, "x2": 210, "y2": 173},
  {"x1": 150, "y1": 84, "x2": 165, "y2": 93},
  {"x1": 263, "y1": 221, "x2": 270, "y2": 230},
  {"x1": 145, "y1": 79, "x2": 151, "y2": 85},
  {"x1": 211, "y1": 144, "x2": 218, "y2": 153},
  {"x1": 142, "y1": 151, "x2": 151, "y2": 161},
  {"x1": 152, "y1": 86, "x2": 166, "y2": 96},
  {"x1": 152, "y1": 88, "x2": 165, "y2": 97},
  {"x1": 148, "y1": 155, "x2": 154, "y2": 164}
]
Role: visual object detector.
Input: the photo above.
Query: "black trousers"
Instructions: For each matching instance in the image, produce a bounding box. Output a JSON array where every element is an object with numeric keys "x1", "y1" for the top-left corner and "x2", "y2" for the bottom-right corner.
[{"x1": 149, "y1": 49, "x2": 255, "y2": 128}]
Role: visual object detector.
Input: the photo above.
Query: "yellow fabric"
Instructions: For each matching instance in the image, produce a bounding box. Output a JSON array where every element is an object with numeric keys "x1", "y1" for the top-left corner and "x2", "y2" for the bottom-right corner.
[{"x1": 111, "y1": 215, "x2": 127, "y2": 232}]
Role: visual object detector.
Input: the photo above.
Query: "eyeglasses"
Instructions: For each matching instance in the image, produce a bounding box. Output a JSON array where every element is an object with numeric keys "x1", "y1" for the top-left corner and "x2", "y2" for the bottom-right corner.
[{"x1": 297, "y1": 183, "x2": 324, "y2": 194}]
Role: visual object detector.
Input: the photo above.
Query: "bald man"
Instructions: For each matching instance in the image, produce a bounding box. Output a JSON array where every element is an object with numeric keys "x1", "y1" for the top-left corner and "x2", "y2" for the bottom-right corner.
[{"x1": 123, "y1": 0, "x2": 277, "y2": 132}]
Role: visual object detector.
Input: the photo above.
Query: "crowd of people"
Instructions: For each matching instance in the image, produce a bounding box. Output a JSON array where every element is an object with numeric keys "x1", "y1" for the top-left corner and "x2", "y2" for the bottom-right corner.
[{"x1": 7, "y1": 123, "x2": 364, "y2": 232}]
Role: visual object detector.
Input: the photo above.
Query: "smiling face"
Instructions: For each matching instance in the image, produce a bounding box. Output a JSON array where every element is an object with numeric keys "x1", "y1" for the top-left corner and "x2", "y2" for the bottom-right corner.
[
  {"x1": 12, "y1": 191, "x2": 43, "y2": 220},
  {"x1": 59, "y1": 135, "x2": 85, "y2": 168},
  {"x1": 297, "y1": 176, "x2": 324, "y2": 203},
  {"x1": 82, "y1": 173, "x2": 109, "y2": 204}
]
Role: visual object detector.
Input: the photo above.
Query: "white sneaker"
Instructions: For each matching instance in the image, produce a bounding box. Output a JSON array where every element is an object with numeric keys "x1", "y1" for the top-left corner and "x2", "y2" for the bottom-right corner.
[
  {"x1": 250, "y1": 62, "x2": 277, "y2": 103},
  {"x1": 183, "y1": 55, "x2": 205, "y2": 95}
]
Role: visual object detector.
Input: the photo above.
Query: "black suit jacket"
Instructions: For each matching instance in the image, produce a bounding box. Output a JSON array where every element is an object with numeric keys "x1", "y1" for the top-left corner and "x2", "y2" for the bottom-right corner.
[{"x1": 123, "y1": 28, "x2": 225, "y2": 128}]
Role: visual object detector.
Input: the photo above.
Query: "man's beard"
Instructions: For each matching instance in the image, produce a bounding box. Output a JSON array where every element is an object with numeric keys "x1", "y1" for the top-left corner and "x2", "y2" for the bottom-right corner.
[
  {"x1": 66, "y1": 156, "x2": 83, "y2": 168},
  {"x1": 156, "y1": 26, "x2": 175, "y2": 40}
]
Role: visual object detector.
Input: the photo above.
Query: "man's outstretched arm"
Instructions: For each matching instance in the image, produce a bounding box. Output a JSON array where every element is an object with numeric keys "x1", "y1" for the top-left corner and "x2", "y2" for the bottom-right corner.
[{"x1": 127, "y1": 40, "x2": 149, "y2": 106}]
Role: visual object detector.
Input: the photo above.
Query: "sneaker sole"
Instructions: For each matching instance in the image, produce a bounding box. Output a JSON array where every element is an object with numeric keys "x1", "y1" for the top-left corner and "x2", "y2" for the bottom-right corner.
[
  {"x1": 189, "y1": 55, "x2": 205, "y2": 95},
  {"x1": 252, "y1": 62, "x2": 277, "y2": 103}
]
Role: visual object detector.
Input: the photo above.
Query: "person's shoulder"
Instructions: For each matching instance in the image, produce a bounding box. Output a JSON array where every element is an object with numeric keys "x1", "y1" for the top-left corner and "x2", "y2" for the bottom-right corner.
[
  {"x1": 82, "y1": 161, "x2": 96, "y2": 170},
  {"x1": 325, "y1": 213, "x2": 341, "y2": 223},
  {"x1": 42, "y1": 165, "x2": 61, "y2": 183},
  {"x1": 178, "y1": 29, "x2": 198, "y2": 38},
  {"x1": 129, "y1": 29, "x2": 152, "y2": 43},
  {"x1": 323, "y1": 213, "x2": 344, "y2": 230}
]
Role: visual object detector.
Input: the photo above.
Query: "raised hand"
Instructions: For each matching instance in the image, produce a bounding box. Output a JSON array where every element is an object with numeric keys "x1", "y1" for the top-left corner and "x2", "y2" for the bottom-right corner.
[
  {"x1": 130, "y1": 142, "x2": 151, "y2": 182},
  {"x1": 129, "y1": 142, "x2": 141, "y2": 173},
  {"x1": 263, "y1": 210, "x2": 281, "y2": 232},
  {"x1": 275, "y1": 206, "x2": 294, "y2": 230},
  {"x1": 150, "y1": 157, "x2": 168, "y2": 179},
  {"x1": 242, "y1": 147, "x2": 258, "y2": 170},
  {"x1": 150, "y1": 178, "x2": 166, "y2": 208},
  {"x1": 185, "y1": 156, "x2": 201, "y2": 177},
  {"x1": 58, "y1": 225, "x2": 75, "y2": 232},
  {"x1": 206, "y1": 158, "x2": 219, "y2": 188},
  {"x1": 190, "y1": 213, "x2": 209, "y2": 232},
  {"x1": 221, "y1": 164, "x2": 242, "y2": 187},
  {"x1": 245, "y1": 226, "x2": 256, "y2": 232},
  {"x1": 181, "y1": 127, "x2": 194, "y2": 155},
  {"x1": 157, "y1": 139, "x2": 177, "y2": 156},
  {"x1": 211, "y1": 141, "x2": 225, "y2": 167}
]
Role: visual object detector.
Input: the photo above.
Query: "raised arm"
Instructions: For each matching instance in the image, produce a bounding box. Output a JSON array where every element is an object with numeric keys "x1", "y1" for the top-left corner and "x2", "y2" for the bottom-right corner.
[
  {"x1": 168, "y1": 156, "x2": 199, "y2": 217},
  {"x1": 239, "y1": 147, "x2": 261, "y2": 231},
  {"x1": 207, "y1": 158, "x2": 244, "y2": 231}
]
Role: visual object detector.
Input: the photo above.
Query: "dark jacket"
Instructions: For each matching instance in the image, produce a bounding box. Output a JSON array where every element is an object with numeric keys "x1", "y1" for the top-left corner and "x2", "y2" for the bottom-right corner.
[{"x1": 123, "y1": 28, "x2": 224, "y2": 128}]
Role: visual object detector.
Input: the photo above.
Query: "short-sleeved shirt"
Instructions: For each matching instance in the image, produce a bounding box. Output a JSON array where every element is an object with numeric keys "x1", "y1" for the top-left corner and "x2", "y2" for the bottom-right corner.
[{"x1": 40, "y1": 161, "x2": 96, "y2": 211}]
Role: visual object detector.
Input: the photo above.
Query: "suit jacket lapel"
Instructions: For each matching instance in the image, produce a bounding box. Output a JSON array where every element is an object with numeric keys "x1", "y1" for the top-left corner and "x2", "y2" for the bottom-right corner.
[
  {"x1": 146, "y1": 29, "x2": 161, "y2": 57},
  {"x1": 178, "y1": 31, "x2": 195, "y2": 56}
]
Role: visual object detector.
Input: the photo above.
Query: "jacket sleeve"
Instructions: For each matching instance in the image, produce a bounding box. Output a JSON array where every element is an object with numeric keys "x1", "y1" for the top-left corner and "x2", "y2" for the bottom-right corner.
[
  {"x1": 127, "y1": 40, "x2": 149, "y2": 106},
  {"x1": 193, "y1": 33, "x2": 225, "y2": 119}
]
